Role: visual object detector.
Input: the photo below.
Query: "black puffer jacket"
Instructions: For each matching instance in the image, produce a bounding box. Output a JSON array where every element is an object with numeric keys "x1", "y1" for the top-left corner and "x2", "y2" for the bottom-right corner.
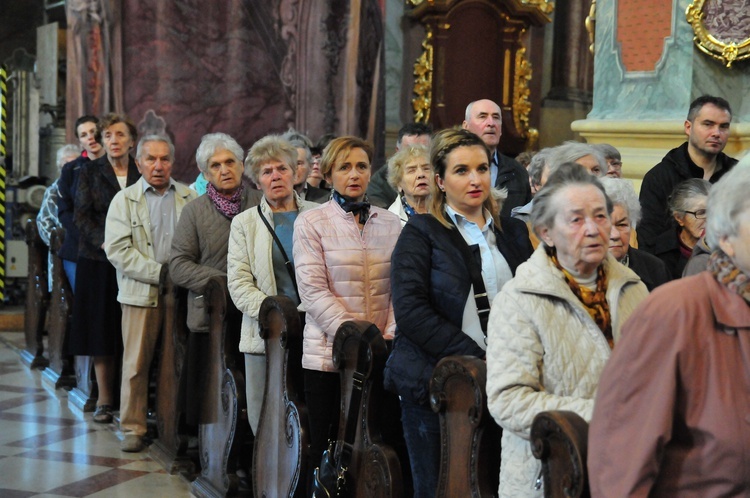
[
  {"x1": 496, "y1": 153, "x2": 532, "y2": 218},
  {"x1": 638, "y1": 142, "x2": 736, "y2": 253},
  {"x1": 384, "y1": 213, "x2": 533, "y2": 405}
]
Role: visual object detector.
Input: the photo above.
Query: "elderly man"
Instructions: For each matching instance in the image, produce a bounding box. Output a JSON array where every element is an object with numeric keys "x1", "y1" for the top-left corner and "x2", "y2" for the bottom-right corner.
[
  {"x1": 638, "y1": 95, "x2": 736, "y2": 254},
  {"x1": 104, "y1": 135, "x2": 197, "y2": 452},
  {"x1": 462, "y1": 99, "x2": 532, "y2": 217}
]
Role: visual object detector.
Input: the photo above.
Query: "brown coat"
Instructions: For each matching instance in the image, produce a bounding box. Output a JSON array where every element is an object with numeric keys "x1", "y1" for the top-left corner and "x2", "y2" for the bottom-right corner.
[
  {"x1": 75, "y1": 155, "x2": 140, "y2": 261},
  {"x1": 588, "y1": 271, "x2": 750, "y2": 497}
]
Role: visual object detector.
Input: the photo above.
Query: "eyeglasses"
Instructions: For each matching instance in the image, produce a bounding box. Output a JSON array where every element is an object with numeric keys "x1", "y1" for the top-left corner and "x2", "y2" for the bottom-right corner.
[{"x1": 684, "y1": 209, "x2": 706, "y2": 219}]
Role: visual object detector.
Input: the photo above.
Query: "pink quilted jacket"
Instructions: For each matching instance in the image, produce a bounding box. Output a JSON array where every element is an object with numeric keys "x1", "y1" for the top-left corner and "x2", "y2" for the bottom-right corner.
[{"x1": 293, "y1": 201, "x2": 401, "y2": 372}]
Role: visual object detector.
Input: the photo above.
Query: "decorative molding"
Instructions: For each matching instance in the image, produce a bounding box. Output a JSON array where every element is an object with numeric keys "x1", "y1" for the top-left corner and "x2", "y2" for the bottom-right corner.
[
  {"x1": 585, "y1": 0, "x2": 596, "y2": 55},
  {"x1": 512, "y1": 41, "x2": 538, "y2": 147},
  {"x1": 412, "y1": 26, "x2": 433, "y2": 123},
  {"x1": 686, "y1": 0, "x2": 750, "y2": 68}
]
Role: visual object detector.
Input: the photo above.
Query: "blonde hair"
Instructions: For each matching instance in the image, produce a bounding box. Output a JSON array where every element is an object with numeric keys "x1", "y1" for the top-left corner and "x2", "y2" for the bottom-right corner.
[
  {"x1": 319, "y1": 136, "x2": 373, "y2": 179},
  {"x1": 386, "y1": 144, "x2": 430, "y2": 190},
  {"x1": 428, "y1": 128, "x2": 501, "y2": 229}
]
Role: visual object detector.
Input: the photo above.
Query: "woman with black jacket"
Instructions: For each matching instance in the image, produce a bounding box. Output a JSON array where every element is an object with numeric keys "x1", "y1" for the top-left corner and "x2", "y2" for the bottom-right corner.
[{"x1": 384, "y1": 128, "x2": 533, "y2": 498}]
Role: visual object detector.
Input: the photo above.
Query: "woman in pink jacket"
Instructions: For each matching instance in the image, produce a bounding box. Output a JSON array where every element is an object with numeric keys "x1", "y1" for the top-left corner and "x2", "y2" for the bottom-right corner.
[{"x1": 293, "y1": 136, "x2": 401, "y2": 485}]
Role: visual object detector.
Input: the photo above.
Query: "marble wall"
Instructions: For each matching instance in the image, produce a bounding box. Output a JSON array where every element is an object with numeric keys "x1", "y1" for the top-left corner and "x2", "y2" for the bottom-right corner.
[
  {"x1": 589, "y1": 0, "x2": 693, "y2": 120},
  {"x1": 120, "y1": 0, "x2": 384, "y2": 182}
]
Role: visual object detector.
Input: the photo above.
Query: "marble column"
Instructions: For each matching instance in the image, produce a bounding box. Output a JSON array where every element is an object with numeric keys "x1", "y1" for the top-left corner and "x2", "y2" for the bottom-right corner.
[{"x1": 572, "y1": 0, "x2": 750, "y2": 188}]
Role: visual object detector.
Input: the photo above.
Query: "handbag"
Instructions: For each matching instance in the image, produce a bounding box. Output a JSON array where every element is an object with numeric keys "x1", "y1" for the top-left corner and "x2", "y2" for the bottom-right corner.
[{"x1": 311, "y1": 440, "x2": 351, "y2": 498}]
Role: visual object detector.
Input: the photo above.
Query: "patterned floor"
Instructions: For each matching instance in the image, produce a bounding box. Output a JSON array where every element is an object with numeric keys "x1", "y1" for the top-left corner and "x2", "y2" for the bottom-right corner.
[{"x1": 0, "y1": 331, "x2": 193, "y2": 497}]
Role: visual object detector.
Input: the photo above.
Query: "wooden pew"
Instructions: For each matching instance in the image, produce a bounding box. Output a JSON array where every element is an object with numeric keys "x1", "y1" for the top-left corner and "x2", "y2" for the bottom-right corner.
[
  {"x1": 150, "y1": 268, "x2": 195, "y2": 475},
  {"x1": 41, "y1": 227, "x2": 77, "y2": 390},
  {"x1": 429, "y1": 356, "x2": 501, "y2": 498},
  {"x1": 530, "y1": 411, "x2": 590, "y2": 498},
  {"x1": 253, "y1": 295, "x2": 309, "y2": 498},
  {"x1": 191, "y1": 276, "x2": 250, "y2": 498},
  {"x1": 331, "y1": 320, "x2": 403, "y2": 498},
  {"x1": 22, "y1": 218, "x2": 49, "y2": 369}
]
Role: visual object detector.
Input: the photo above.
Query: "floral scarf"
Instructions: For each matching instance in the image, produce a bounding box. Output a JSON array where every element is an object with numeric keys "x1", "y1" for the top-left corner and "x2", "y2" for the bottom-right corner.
[
  {"x1": 708, "y1": 249, "x2": 750, "y2": 303},
  {"x1": 400, "y1": 192, "x2": 417, "y2": 219},
  {"x1": 332, "y1": 189, "x2": 371, "y2": 224},
  {"x1": 206, "y1": 182, "x2": 244, "y2": 219},
  {"x1": 548, "y1": 248, "x2": 613, "y2": 348}
]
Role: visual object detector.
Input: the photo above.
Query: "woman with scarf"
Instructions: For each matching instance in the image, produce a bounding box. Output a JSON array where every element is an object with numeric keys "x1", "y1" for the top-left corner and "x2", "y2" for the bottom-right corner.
[
  {"x1": 293, "y1": 136, "x2": 402, "y2": 484},
  {"x1": 169, "y1": 132, "x2": 262, "y2": 427},
  {"x1": 224, "y1": 134, "x2": 316, "y2": 433},
  {"x1": 588, "y1": 159, "x2": 750, "y2": 497},
  {"x1": 485, "y1": 163, "x2": 648, "y2": 497},
  {"x1": 386, "y1": 143, "x2": 432, "y2": 225}
]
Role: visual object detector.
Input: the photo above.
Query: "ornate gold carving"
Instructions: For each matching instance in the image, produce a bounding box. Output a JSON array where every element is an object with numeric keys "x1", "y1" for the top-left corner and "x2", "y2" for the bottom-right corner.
[
  {"x1": 512, "y1": 43, "x2": 534, "y2": 140},
  {"x1": 412, "y1": 26, "x2": 433, "y2": 123},
  {"x1": 585, "y1": 0, "x2": 596, "y2": 55},
  {"x1": 686, "y1": 0, "x2": 750, "y2": 68},
  {"x1": 519, "y1": 0, "x2": 554, "y2": 15}
]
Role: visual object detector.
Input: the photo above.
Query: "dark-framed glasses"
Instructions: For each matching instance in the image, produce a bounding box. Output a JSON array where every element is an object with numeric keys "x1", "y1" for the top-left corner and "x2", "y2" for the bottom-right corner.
[{"x1": 684, "y1": 209, "x2": 707, "y2": 219}]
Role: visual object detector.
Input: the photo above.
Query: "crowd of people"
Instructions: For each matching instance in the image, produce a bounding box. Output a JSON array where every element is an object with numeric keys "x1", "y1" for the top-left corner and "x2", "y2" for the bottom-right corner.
[{"x1": 35, "y1": 93, "x2": 749, "y2": 497}]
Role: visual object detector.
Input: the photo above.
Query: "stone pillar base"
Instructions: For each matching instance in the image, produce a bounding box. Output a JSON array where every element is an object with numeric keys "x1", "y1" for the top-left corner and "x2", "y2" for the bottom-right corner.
[{"x1": 572, "y1": 119, "x2": 750, "y2": 190}]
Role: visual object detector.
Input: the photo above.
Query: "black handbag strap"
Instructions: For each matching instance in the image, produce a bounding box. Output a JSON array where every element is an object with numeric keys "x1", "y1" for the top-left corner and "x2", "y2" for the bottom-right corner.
[
  {"x1": 257, "y1": 205, "x2": 301, "y2": 303},
  {"x1": 445, "y1": 219, "x2": 491, "y2": 334}
]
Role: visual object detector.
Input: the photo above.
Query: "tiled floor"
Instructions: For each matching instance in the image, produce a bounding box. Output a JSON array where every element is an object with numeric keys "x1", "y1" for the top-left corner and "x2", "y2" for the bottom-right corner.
[{"x1": 0, "y1": 331, "x2": 193, "y2": 497}]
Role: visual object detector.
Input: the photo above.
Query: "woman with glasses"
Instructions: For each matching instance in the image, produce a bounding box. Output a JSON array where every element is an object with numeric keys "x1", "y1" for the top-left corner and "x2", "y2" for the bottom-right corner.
[
  {"x1": 600, "y1": 177, "x2": 670, "y2": 290},
  {"x1": 654, "y1": 179, "x2": 711, "y2": 279}
]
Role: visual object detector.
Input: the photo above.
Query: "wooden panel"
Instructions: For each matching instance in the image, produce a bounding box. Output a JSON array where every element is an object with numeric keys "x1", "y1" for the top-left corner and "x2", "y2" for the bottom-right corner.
[{"x1": 22, "y1": 219, "x2": 49, "y2": 369}]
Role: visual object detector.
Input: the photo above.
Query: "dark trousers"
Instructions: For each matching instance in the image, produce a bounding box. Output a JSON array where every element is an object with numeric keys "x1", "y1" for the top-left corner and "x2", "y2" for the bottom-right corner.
[
  {"x1": 303, "y1": 368, "x2": 340, "y2": 495},
  {"x1": 401, "y1": 399, "x2": 441, "y2": 498}
]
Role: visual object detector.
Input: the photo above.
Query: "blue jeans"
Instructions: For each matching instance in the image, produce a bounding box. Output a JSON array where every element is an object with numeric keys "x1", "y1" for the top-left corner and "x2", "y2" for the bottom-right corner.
[
  {"x1": 63, "y1": 259, "x2": 76, "y2": 293},
  {"x1": 400, "y1": 400, "x2": 441, "y2": 498}
]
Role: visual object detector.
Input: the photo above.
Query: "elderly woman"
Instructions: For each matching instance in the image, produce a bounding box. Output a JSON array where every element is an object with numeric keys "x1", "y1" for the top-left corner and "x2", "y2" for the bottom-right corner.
[
  {"x1": 71, "y1": 113, "x2": 141, "y2": 423},
  {"x1": 486, "y1": 162, "x2": 648, "y2": 497},
  {"x1": 589, "y1": 158, "x2": 750, "y2": 496},
  {"x1": 600, "y1": 177, "x2": 670, "y2": 291},
  {"x1": 384, "y1": 129, "x2": 533, "y2": 497},
  {"x1": 169, "y1": 132, "x2": 262, "y2": 427},
  {"x1": 225, "y1": 135, "x2": 316, "y2": 433},
  {"x1": 386, "y1": 143, "x2": 431, "y2": 225},
  {"x1": 293, "y1": 136, "x2": 401, "y2": 483},
  {"x1": 654, "y1": 178, "x2": 711, "y2": 279},
  {"x1": 592, "y1": 143, "x2": 623, "y2": 178}
]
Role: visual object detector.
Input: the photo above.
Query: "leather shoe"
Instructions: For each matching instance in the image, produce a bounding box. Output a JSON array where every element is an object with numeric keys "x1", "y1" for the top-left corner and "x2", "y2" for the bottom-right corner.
[{"x1": 121, "y1": 434, "x2": 144, "y2": 453}]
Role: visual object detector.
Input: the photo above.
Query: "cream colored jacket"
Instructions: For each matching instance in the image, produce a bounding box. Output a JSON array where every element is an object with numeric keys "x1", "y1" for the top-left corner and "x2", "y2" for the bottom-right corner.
[
  {"x1": 227, "y1": 193, "x2": 316, "y2": 354},
  {"x1": 104, "y1": 178, "x2": 196, "y2": 307},
  {"x1": 486, "y1": 246, "x2": 648, "y2": 498}
]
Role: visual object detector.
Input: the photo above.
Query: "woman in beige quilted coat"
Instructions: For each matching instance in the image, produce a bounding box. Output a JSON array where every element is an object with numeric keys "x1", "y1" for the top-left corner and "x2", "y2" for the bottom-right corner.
[{"x1": 486, "y1": 162, "x2": 649, "y2": 497}]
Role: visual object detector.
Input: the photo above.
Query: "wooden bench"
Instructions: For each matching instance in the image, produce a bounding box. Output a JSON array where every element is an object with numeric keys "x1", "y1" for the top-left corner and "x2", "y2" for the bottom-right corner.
[
  {"x1": 191, "y1": 276, "x2": 250, "y2": 497},
  {"x1": 22, "y1": 218, "x2": 49, "y2": 369},
  {"x1": 530, "y1": 411, "x2": 590, "y2": 498},
  {"x1": 330, "y1": 320, "x2": 403, "y2": 498},
  {"x1": 430, "y1": 356, "x2": 501, "y2": 498},
  {"x1": 150, "y1": 268, "x2": 195, "y2": 475},
  {"x1": 253, "y1": 295, "x2": 309, "y2": 498},
  {"x1": 41, "y1": 227, "x2": 76, "y2": 390}
]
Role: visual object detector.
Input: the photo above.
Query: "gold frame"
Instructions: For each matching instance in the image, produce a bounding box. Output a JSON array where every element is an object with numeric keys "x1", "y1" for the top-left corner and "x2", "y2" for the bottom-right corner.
[
  {"x1": 412, "y1": 26, "x2": 434, "y2": 123},
  {"x1": 686, "y1": 0, "x2": 750, "y2": 68}
]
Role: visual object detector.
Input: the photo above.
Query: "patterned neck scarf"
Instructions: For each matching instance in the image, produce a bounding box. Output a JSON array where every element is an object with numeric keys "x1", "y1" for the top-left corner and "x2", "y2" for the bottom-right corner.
[
  {"x1": 548, "y1": 248, "x2": 613, "y2": 348},
  {"x1": 399, "y1": 192, "x2": 417, "y2": 219},
  {"x1": 708, "y1": 249, "x2": 750, "y2": 303},
  {"x1": 206, "y1": 182, "x2": 244, "y2": 219},
  {"x1": 332, "y1": 189, "x2": 371, "y2": 224}
]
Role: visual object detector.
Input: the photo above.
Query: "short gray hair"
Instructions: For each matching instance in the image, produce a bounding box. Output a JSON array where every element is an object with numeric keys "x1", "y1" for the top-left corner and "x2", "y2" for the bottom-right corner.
[
  {"x1": 387, "y1": 144, "x2": 430, "y2": 189},
  {"x1": 195, "y1": 133, "x2": 244, "y2": 174},
  {"x1": 548, "y1": 141, "x2": 606, "y2": 177},
  {"x1": 136, "y1": 134, "x2": 174, "y2": 162},
  {"x1": 592, "y1": 143, "x2": 621, "y2": 162},
  {"x1": 667, "y1": 178, "x2": 711, "y2": 215},
  {"x1": 56, "y1": 143, "x2": 81, "y2": 170},
  {"x1": 528, "y1": 147, "x2": 553, "y2": 189},
  {"x1": 244, "y1": 134, "x2": 298, "y2": 184},
  {"x1": 531, "y1": 162, "x2": 612, "y2": 241},
  {"x1": 599, "y1": 176, "x2": 641, "y2": 227},
  {"x1": 706, "y1": 156, "x2": 750, "y2": 247}
]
